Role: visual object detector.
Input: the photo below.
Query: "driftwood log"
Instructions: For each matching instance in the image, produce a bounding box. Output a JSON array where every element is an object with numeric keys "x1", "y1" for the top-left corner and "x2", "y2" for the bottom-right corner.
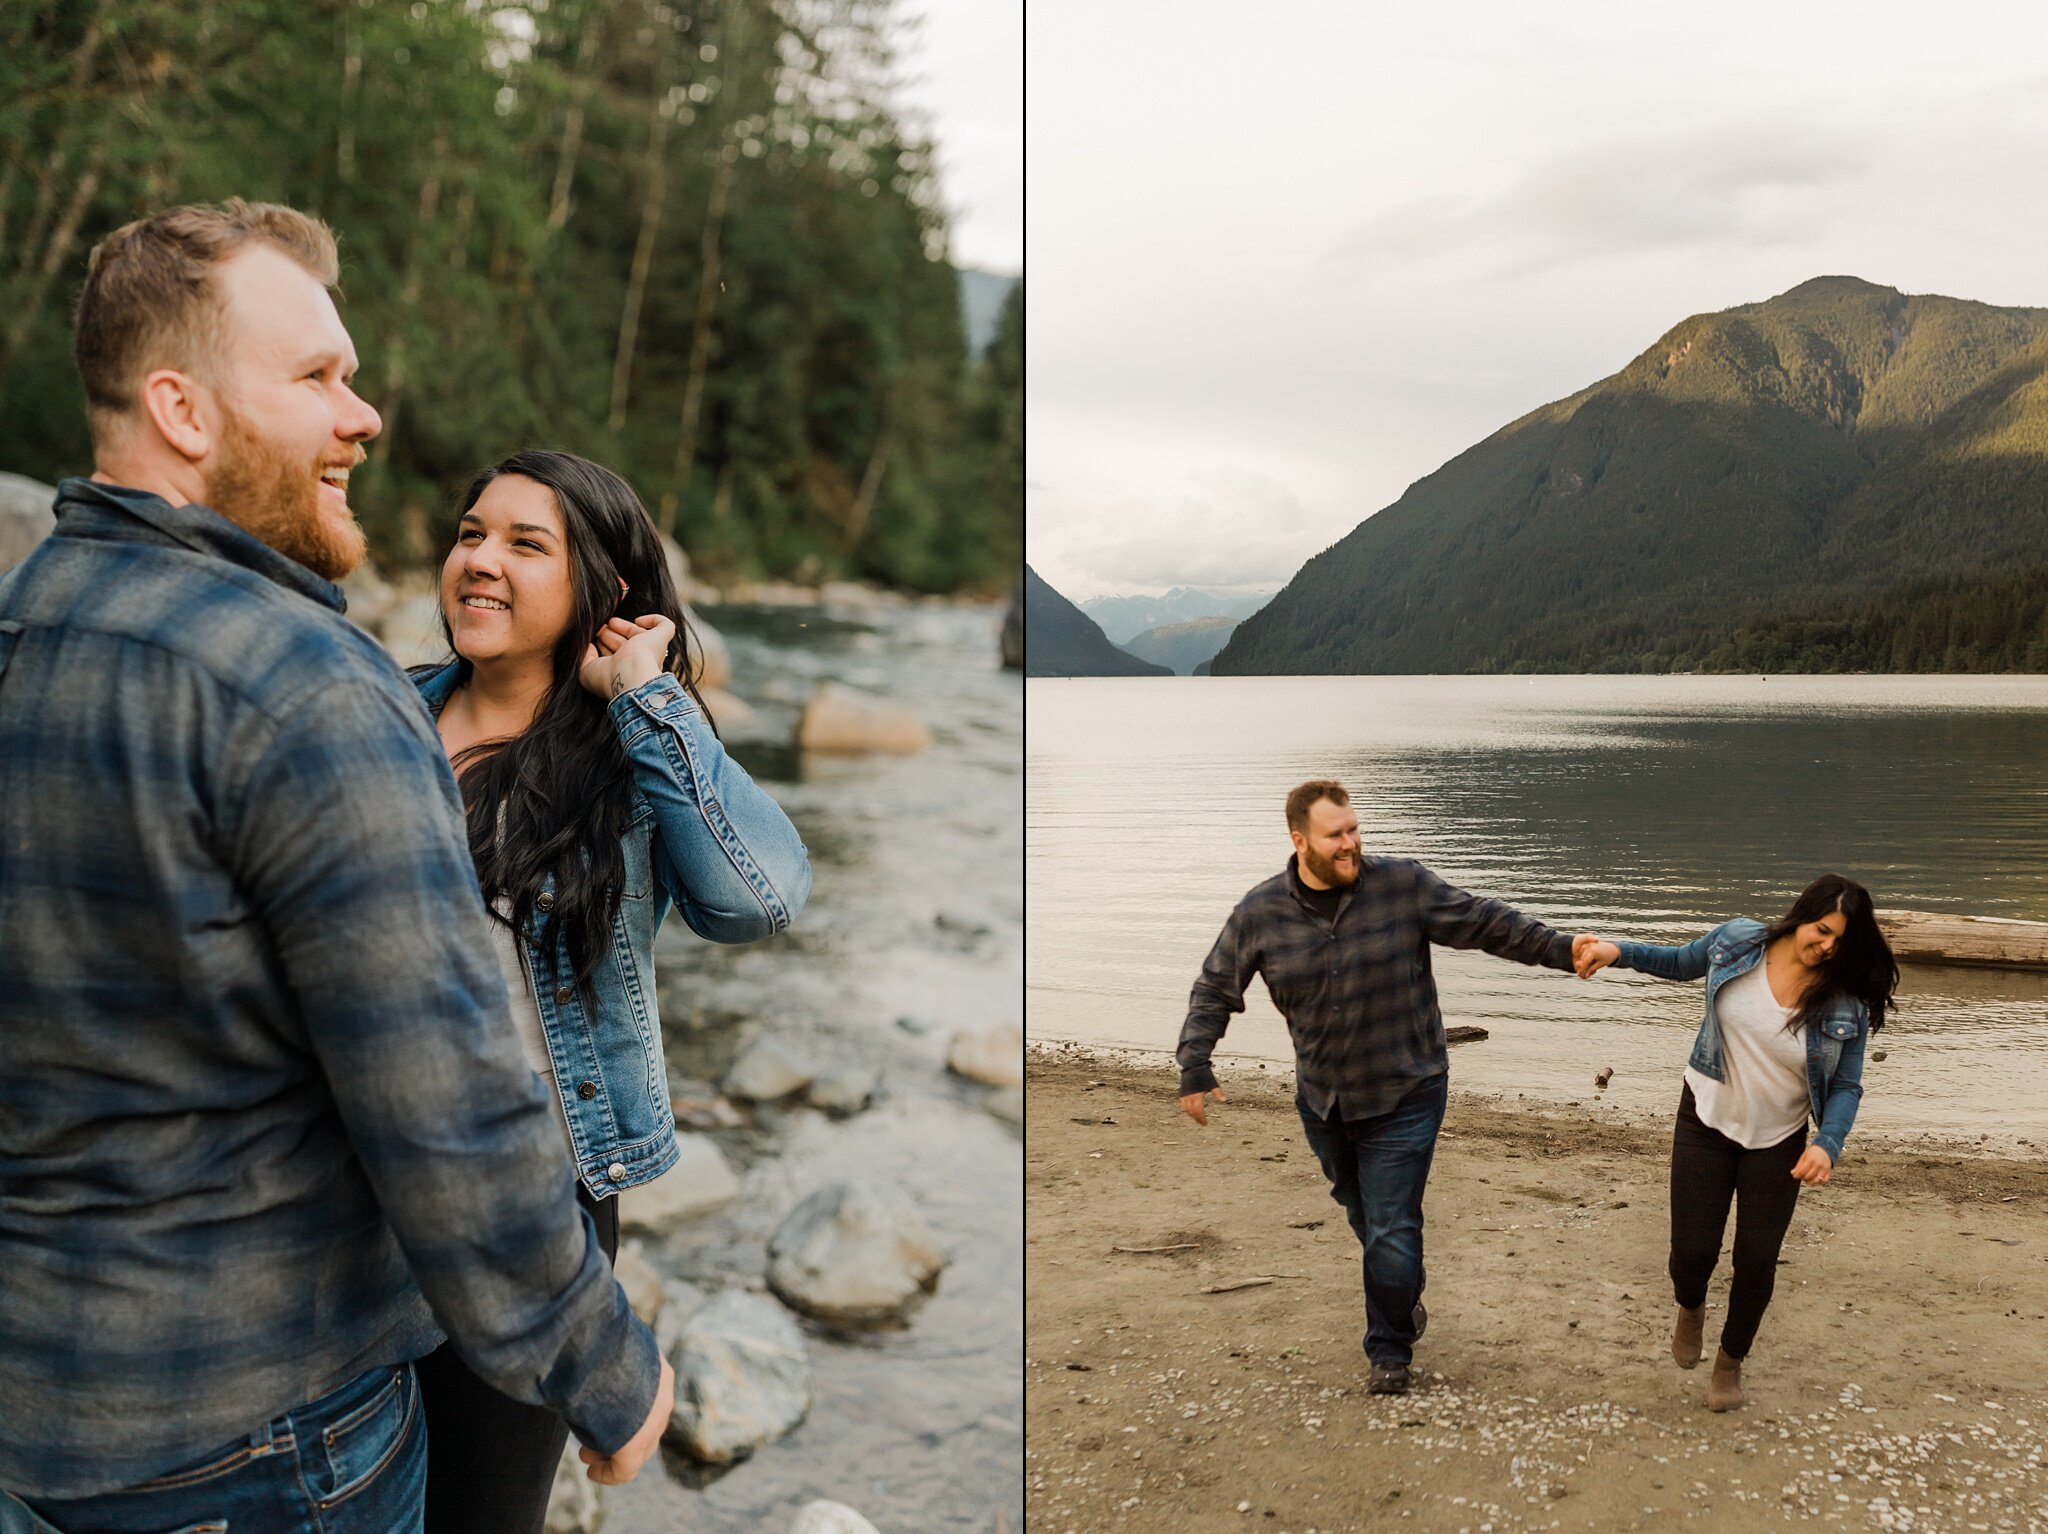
[
  {"x1": 1444, "y1": 1025, "x2": 1490, "y2": 1045},
  {"x1": 1877, "y1": 910, "x2": 2048, "y2": 972}
]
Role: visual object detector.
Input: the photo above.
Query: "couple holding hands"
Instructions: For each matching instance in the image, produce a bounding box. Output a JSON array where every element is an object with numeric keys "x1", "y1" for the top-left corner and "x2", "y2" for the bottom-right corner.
[{"x1": 1177, "y1": 779, "x2": 1897, "y2": 1411}]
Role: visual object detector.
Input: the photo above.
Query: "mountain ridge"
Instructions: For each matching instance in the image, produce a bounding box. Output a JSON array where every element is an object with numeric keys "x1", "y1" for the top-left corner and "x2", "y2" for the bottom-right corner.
[{"x1": 1214, "y1": 276, "x2": 2048, "y2": 675}]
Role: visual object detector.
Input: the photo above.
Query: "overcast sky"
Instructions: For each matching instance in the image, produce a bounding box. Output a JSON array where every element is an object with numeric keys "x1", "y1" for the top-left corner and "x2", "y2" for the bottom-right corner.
[
  {"x1": 899, "y1": 0, "x2": 1022, "y2": 274},
  {"x1": 1027, "y1": 0, "x2": 2048, "y2": 601}
]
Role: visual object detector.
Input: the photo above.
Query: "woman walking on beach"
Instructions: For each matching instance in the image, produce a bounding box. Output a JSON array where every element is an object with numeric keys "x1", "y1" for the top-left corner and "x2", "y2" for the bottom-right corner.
[
  {"x1": 409, "y1": 449, "x2": 812, "y2": 1531},
  {"x1": 1575, "y1": 875, "x2": 1897, "y2": 1411}
]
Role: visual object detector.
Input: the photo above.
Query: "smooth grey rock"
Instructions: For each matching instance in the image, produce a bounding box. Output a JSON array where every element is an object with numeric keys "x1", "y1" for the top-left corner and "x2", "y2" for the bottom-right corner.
[
  {"x1": 665, "y1": 1291, "x2": 813, "y2": 1464},
  {"x1": 724, "y1": 1038, "x2": 815, "y2": 1102},
  {"x1": 767, "y1": 1179, "x2": 944, "y2": 1325},
  {"x1": 791, "y1": 1501, "x2": 882, "y2": 1534},
  {"x1": 806, "y1": 1066, "x2": 880, "y2": 1117},
  {"x1": 653, "y1": 1277, "x2": 711, "y2": 1357},
  {"x1": 542, "y1": 1438, "x2": 605, "y2": 1534},
  {"x1": 945, "y1": 1022, "x2": 1022, "y2": 1088},
  {"x1": 0, "y1": 472, "x2": 56, "y2": 574},
  {"x1": 619, "y1": 1134, "x2": 739, "y2": 1233}
]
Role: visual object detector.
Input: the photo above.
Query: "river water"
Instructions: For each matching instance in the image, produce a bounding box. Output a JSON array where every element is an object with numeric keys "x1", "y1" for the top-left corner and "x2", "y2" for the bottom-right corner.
[
  {"x1": 605, "y1": 599, "x2": 1022, "y2": 1533},
  {"x1": 1027, "y1": 674, "x2": 2048, "y2": 1146}
]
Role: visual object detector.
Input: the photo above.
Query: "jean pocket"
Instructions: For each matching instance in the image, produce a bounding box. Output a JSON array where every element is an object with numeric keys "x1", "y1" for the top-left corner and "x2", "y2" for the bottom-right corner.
[{"x1": 315, "y1": 1368, "x2": 416, "y2": 1510}]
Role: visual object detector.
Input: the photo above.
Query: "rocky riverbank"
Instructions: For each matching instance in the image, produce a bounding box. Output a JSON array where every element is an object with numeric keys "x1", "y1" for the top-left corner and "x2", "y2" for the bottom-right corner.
[{"x1": 1027, "y1": 1047, "x2": 2048, "y2": 1534}]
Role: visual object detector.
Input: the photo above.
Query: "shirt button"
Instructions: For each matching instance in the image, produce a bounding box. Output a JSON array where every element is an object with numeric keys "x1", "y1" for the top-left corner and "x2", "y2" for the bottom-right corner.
[
  {"x1": 606, "y1": 1162, "x2": 627, "y2": 1182},
  {"x1": 555, "y1": 985, "x2": 574, "y2": 1004},
  {"x1": 577, "y1": 1080, "x2": 597, "y2": 1100},
  {"x1": 536, "y1": 892, "x2": 554, "y2": 912}
]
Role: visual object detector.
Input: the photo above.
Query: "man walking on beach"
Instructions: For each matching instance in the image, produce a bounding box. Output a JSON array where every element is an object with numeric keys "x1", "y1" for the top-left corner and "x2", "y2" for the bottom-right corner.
[
  {"x1": 0, "y1": 202, "x2": 669, "y2": 1530},
  {"x1": 1177, "y1": 780, "x2": 1585, "y2": 1395}
]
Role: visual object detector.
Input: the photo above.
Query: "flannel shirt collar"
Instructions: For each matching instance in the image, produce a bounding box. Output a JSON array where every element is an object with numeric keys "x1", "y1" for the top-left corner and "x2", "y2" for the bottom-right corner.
[{"x1": 54, "y1": 476, "x2": 348, "y2": 615}]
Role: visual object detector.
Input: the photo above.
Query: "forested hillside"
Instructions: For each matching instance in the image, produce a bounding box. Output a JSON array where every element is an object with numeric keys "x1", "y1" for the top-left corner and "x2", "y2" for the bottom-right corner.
[
  {"x1": 0, "y1": 0, "x2": 1019, "y2": 592},
  {"x1": 1215, "y1": 277, "x2": 2048, "y2": 673},
  {"x1": 1023, "y1": 566, "x2": 1172, "y2": 677}
]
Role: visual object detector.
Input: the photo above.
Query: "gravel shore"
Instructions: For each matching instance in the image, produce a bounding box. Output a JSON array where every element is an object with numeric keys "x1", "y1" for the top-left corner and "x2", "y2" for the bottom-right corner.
[{"x1": 1027, "y1": 1047, "x2": 2048, "y2": 1533}]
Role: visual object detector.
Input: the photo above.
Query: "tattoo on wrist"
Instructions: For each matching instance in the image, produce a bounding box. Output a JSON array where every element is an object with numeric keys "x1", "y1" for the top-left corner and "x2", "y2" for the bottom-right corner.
[{"x1": 609, "y1": 674, "x2": 630, "y2": 699}]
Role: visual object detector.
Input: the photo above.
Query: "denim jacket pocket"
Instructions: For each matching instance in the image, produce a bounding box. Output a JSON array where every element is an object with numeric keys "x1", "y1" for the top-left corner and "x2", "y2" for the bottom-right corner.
[
  {"x1": 1819, "y1": 1016, "x2": 1859, "y2": 1042},
  {"x1": 314, "y1": 1368, "x2": 415, "y2": 1510}
]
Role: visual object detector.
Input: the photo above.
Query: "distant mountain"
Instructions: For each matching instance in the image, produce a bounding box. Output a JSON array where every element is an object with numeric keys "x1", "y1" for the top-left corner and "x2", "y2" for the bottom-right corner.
[
  {"x1": 1082, "y1": 587, "x2": 1274, "y2": 645},
  {"x1": 1024, "y1": 565, "x2": 1173, "y2": 677},
  {"x1": 1215, "y1": 276, "x2": 2048, "y2": 675},
  {"x1": 960, "y1": 269, "x2": 1019, "y2": 359},
  {"x1": 1124, "y1": 616, "x2": 1241, "y2": 675}
]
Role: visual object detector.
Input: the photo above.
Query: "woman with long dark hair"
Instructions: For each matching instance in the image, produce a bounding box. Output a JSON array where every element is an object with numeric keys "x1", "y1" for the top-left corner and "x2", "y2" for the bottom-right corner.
[
  {"x1": 407, "y1": 449, "x2": 811, "y2": 1530},
  {"x1": 1575, "y1": 875, "x2": 1898, "y2": 1411}
]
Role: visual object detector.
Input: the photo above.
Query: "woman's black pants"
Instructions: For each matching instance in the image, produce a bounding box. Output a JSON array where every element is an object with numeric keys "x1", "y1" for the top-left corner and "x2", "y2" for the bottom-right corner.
[
  {"x1": 1669, "y1": 1081, "x2": 1805, "y2": 1360},
  {"x1": 416, "y1": 1184, "x2": 620, "y2": 1534}
]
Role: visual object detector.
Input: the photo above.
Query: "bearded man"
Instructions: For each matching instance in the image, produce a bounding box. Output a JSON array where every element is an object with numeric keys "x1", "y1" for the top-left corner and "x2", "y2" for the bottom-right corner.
[
  {"x1": 0, "y1": 203, "x2": 669, "y2": 1532},
  {"x1": 1176, "y1": 779, "x2": 1589, "y2": 1395}
]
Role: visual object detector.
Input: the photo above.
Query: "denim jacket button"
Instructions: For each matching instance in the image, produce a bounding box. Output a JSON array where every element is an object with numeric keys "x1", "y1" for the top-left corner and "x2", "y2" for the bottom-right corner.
[
  {"x1": 555, "y1": 985, "x2": 574, "y2": 1005},
  {"x1": 536, "y1": 892, "x2": 554, "y2": 913},
  {"x1": 577, "y1": 1080, "x2": 597, "y2": 1100},
  {"x1": 606, "y1": 1162, "x2": 627, "y2": 1182}
]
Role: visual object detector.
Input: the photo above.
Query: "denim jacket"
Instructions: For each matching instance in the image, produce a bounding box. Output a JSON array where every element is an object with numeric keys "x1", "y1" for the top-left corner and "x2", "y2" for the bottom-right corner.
[
  {"x1": 1613, "y1": 918, "x2": 1868, "y2": 1162},
  {"x1": 412, "y1": 661, "x2": 810, "y2": 1196}
]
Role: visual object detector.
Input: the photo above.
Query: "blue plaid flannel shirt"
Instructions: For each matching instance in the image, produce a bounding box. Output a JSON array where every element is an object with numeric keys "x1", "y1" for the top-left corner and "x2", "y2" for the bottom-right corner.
[
  {"x1": 1179, "y1": 854, "x2": 1576, "y2": 1120},
  {"x1": 0, "y1": 480, "x2": 658, "y2": 1499}
]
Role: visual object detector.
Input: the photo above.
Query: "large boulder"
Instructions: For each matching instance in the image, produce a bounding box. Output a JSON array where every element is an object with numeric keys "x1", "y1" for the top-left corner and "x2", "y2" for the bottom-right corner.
[
  {"x1": 795, "y1": 682, "x2": 931, "y2": 755},
  {"x1": 790, "y1": 1502, "x2": 882, "y2": 1534},
  {"x1": 946, "y1": 1022, "x2": 1023, "y2": 1088},
  {"x1": 618, "y1": 1134, "x2": 739, "y2": 1233},
  {"x1": 339, "y1": 560, "x2": 401, "y2": 633},
  {"x1": 665, "y1": 1291, "x2": 814, "y2": 1464},
  {"x1": 766, "y1": 1179, "x2": 945, "y2": 1325},
  {"x1": 612, "y1": 1241, "x2": 668, "y2": 1325},
  {"x1": 0, "y1": 472, "x2": 56, "y2": 574}
]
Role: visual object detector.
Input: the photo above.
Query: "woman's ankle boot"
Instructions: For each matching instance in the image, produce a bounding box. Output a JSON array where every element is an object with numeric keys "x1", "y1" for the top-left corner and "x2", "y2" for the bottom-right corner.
[
  {"x1": 1671, "y1": 1305, "x2": 1705, "y2": 1369},
  {"x1": 1706, "y1": 1348, "x2": 1744, "y2": 1411}
]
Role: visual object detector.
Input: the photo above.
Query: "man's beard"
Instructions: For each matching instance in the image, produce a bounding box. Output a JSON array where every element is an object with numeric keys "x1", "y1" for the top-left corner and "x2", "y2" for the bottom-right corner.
[
  {"x1": 1301, "y1": 846, "x2": 1359, "y2": 887},
  {"x1": 205, "y1": 405, "x2": 365, "y2": 581}
]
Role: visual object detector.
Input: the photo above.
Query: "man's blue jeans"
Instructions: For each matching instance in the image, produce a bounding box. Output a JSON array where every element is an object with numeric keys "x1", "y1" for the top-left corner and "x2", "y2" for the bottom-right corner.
[
  {"x1": 5, "y1": 1364, "x2": 426, "y2": 1534},
  {"x1": 1296, "y1": 1072, "x2": 1448, "y2": 1367}
]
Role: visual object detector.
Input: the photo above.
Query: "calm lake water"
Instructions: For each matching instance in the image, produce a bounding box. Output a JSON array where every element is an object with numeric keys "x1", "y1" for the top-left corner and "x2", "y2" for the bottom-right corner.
[{"x1": 1027, "y1": 674, "x2": 2048, "y2": 1145}]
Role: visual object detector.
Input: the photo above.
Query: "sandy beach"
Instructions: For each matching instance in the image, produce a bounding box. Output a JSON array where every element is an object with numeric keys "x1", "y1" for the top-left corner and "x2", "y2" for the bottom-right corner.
[{"x1": 1026, "y1": 1047, "x2": 2048, "y2": 1534}]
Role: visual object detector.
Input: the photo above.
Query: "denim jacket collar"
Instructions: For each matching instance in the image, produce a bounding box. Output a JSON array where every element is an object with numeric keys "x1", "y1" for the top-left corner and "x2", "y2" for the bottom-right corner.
[
  {"x1": 54, "y1": 477, "x2": 347, "y2": 615},
  {"x1": 411, "y1": 658, "x2": 466, "y2": 715}
]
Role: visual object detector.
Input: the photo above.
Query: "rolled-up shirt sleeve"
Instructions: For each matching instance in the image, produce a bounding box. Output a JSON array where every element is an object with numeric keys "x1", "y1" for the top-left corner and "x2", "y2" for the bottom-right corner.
[
  {"x1": 1178, "y1": 903, "x2": 1260, "y2": 1095},
  {"x1": 223, "y1": 679, "x2": 659, "y2": 1452}
]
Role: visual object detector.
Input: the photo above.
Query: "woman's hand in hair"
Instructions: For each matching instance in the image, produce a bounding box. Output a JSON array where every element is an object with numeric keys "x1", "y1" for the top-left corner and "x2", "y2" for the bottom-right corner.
[
  {"x1": 1573, "y1": 935, "x2": 1620, "y2": 979},
  {"x1": 581, "y1": 614, "x2": 676, "y2": 702},
  {"x1": 1790, "y1": 1145, "x2": 1834, "y2": 1186}
]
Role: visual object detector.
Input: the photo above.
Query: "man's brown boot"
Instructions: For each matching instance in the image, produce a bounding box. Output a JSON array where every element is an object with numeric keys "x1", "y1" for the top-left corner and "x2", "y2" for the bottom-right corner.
[
  {"x1": 1706, "y1": 1348, "x2": 1744, "y2": 1411},
  {"x1": 1671, "y1": 1305, "x2": 1705, "y2": 1369}
]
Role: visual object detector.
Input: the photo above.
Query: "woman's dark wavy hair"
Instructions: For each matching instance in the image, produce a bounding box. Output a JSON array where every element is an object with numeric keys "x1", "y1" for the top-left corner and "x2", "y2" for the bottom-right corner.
[
  {"x1": 1765, "y1": 873, "x2": 1899, "y2": 1034},
  {"x1": 438, "y1": 449, "x2": 715, "y2": 987}
]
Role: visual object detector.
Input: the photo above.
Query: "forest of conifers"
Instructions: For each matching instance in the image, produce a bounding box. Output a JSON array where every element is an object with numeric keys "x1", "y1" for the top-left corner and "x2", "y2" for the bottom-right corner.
[{"x1": 0, "y1": 0, "x2": 1020, "y2": 593}]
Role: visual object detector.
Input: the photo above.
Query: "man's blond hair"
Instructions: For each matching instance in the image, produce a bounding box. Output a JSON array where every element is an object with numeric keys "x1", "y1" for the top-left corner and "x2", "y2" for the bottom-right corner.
[{"x1": 73, "y1": 200, "x2": 340, "y2": 442}]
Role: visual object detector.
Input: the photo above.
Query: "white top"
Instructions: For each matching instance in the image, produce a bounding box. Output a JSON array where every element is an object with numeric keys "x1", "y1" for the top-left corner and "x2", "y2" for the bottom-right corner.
[
  {"x1": 1684, "y1": 962, "x2": 1810, "y2": 1149},
  {"x1": 487, "y1": 898, "x2": 575, "y2": 1154}
]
